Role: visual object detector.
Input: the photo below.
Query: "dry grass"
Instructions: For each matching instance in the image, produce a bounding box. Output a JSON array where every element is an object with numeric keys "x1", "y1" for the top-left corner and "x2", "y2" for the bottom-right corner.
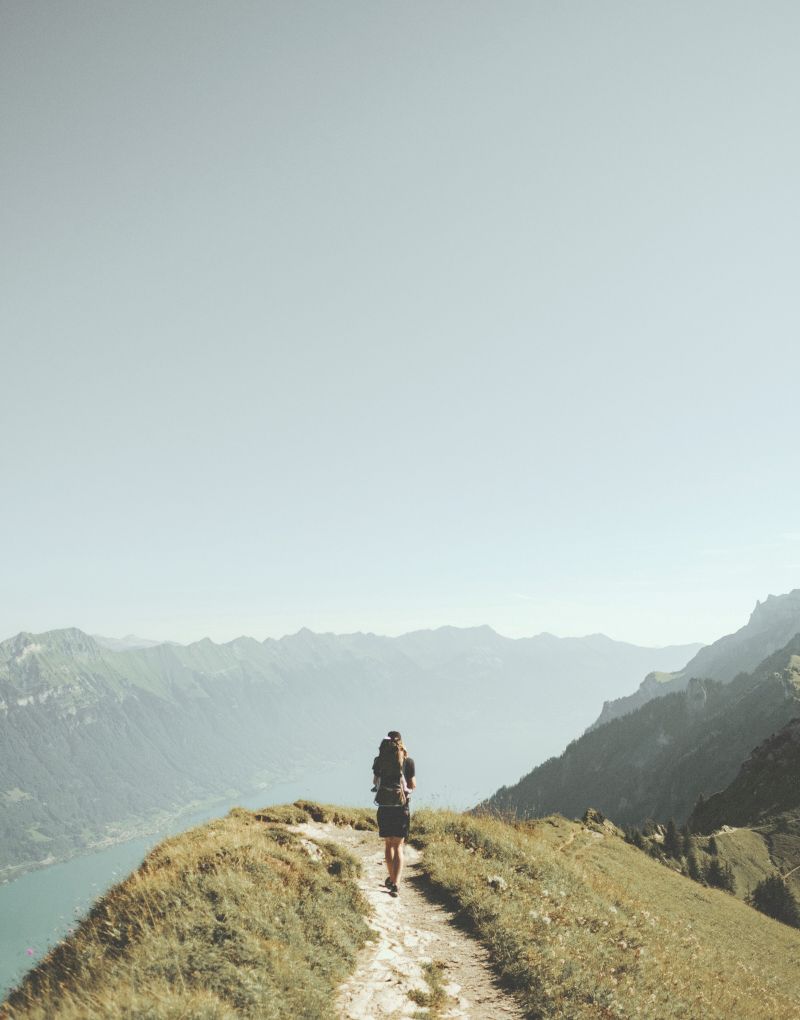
[
  {"x1": 1, "y1": 804, "x2": 371, "y2": 1020},
  {"x1": 410, "y1": 810, "x2": 800, "y2": 1019},
  {"x1": 6, "y1": 802, "x2": 800, "y2": 1019},
  {"x1": 252, "y1": 801, "x2": 377, "y2": 830}
]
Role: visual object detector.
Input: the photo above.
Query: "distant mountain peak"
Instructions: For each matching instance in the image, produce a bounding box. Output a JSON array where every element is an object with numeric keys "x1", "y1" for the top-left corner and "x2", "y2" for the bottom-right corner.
[
  {"x1": 591, "y1": 587, "x2": 800, "y2": 730},
  {"x1": 2, "y1": 625, "x2": 99, "y2": 651},
  {"x1": 93, "y1": 633, "x2": 168, "y2": 652},
  {"x1": 748, "y1": 589, "x2": 800, "y2": 629}
]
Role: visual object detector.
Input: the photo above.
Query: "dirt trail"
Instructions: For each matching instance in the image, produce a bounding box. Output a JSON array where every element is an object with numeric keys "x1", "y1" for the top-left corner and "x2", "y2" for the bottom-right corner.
[{"x1": 291, "y1": 822, "x2": 525, "y2": 1020}]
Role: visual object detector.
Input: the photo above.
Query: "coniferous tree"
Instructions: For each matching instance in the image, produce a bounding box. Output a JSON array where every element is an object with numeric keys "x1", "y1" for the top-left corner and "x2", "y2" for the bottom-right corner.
[
  {"x1": 687, "y1": 851, "x2": 702, "y2": 882},
  {"x1": 625, "y1": 826, "x2": 645, "y2": 850},
  {"x1": 705, "y1": 857, "x2": 735, "y2": 892},
  {"x1": 707, "y1": 835, "x2": 718, "y2": 856},
  {"x1": 663, "y1": 818, "x2": 681, "y2": 859},
  {"x1": 681, "y1": 824, "x2": 693, "y2": 857},
  {"x1": 749, "y1": 875, "x2": 800, "y2": 928}
]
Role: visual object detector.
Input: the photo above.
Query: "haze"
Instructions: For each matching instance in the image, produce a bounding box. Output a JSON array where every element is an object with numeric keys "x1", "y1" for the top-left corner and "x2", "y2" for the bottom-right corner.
[{"x1": 3, "y1": 2, "x2": 800, "y2": 646}]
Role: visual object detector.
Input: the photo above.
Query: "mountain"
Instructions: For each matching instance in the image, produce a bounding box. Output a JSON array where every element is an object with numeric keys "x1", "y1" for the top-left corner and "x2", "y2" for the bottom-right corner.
[
  {"x1": 0, "y1": 624, "x2": 698, "y2": 876},
  {"x1": 92, "y1": 634, "x2": 173, "y2": 651},
  {"x1": 593, "y1": 589, "x2": 800, "y2": 728},
  {"x1": 482, "y1": 637, "x2": 800, "y2": 827},
  {"x1": 689, "y1": 716, "x2": 800, "y2": 833}
]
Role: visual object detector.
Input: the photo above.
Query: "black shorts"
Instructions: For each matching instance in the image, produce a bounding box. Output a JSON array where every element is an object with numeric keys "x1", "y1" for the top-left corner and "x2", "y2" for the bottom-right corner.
[{"x1": 377, "y1": 805, "x2": 410, "y2": 839}]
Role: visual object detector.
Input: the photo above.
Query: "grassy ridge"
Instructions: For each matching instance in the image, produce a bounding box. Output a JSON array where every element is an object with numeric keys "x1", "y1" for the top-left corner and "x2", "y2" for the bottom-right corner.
[
  {"x1": 6, "y1": 803, "x2": 800, "y2": 1019},
  {"x1": 1, "y1": 806, "x2": 372, "y2": 1020},
  {"x1": 410, "y1": 810, "x2": 800, "y2": 1019}
]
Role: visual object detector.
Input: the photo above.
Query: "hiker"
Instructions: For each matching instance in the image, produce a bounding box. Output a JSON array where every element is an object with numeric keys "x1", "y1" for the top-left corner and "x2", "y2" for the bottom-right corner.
[{"x1": 372, "y1": 730, "x2": 416, "y2": 897}]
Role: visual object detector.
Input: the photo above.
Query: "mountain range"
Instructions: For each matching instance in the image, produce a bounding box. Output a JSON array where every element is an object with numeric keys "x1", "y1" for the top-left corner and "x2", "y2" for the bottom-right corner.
[
  {"x1": 591, "y1": 589, "x2": 800, "y2": 728},
  {"x1": 0, "y1": 624, "x2": 698, "y2": 876},
  {"x1": 484, "y1": 589, "x2": 800, "y2": 828}
]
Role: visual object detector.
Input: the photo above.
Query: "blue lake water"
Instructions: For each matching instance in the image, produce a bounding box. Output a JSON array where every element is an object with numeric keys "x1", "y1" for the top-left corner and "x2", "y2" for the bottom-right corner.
[{"x1": 0, "y1": 761, "x2": 373, "y2": 1000}]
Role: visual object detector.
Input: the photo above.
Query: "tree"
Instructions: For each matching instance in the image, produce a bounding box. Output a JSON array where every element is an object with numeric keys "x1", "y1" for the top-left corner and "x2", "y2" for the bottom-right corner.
[
  {"x1": 707, "y1": 835, "x2": 718, "y2": 856},
  {"x1": 663, "y1": 818, "x2": 681, "y2": 859},
  {"x1": 624, "y1": 826, "x2": 645, "y2": 850},
  {"x1": 705, "y1": 858, "x2": 735, "y2": 893},
  {"x1": 681, "y1": 824, "x2": 693, "y2": 857},
  {"x1": 749, "y1": 875, "x2": 800, "y2": 928},
  {"x1": 686, "y1": 851, "x2": 702, "y2": 882}
]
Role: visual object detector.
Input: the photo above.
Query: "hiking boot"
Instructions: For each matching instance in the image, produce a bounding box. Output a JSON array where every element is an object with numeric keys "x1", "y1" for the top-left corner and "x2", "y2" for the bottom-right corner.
[
  {"x1": 389, "y1": 884, "x2": 399, "y2": 898},
  {"x1": 384, "y1": 877, "x2": 393, "y2": 890}
]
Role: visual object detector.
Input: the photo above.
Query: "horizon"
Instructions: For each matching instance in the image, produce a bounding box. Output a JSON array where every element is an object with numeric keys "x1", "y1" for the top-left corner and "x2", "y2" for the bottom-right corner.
[
  {"x1": 0, "y1": 613, "x2": 728, "y2": 651},
  {"x1": 5, "y1": 584, "x2": 799, "y2": 650}
]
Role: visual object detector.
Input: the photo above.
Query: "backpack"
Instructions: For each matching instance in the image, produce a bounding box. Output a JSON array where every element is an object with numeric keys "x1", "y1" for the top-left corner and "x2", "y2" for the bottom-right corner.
[{"x1": 373, "y1": 739, "x2": 408, "y2": 807}]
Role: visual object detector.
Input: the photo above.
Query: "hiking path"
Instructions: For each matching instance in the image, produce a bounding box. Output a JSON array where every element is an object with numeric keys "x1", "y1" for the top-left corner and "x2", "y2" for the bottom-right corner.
[{"x1": 290, "y1": 822, "x2": 526, "y2": 1020}]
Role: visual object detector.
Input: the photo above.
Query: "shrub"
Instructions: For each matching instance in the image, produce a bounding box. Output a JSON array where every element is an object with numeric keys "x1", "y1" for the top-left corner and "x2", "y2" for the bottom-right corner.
[{"x1": 749, "y1": 875, "x2": 800, "y2": 928}]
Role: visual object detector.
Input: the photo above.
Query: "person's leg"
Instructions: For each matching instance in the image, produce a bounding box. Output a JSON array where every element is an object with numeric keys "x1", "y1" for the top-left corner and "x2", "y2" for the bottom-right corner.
[
  {"x1": 393, "y1": 838, "x2": 405, "y2": 885},
  {"x1": 385, "y1": 837, "x2": 403, "y2": 884}
]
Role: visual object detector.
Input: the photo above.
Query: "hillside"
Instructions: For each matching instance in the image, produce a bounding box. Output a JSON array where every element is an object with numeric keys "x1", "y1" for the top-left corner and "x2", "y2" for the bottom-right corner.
[
  {"x1": 4, "y1": 803, "x2": 800, "y2": 1019},
  {"x1": 483, "y1": 639, "x2": 800, "y2": 827},
  {"x1": 689, "y1": 717, "x2": 800, "y2": 833},
  {"x1": 707, "y1": 821, "x2": 800, "y2": 905},
  {"x1": 0, "y1": 625, "x2": 698, "y2": 876},
  {"x1": 593, "y1": 589, "x2": 800, "y2": 728},
  {"x1": 616, "y1": 805, "x2": 800, "y2": 907}
]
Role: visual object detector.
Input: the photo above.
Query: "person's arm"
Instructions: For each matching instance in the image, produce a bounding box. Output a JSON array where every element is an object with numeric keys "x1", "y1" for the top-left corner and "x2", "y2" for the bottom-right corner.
[{"x1": 408, "y1": 776, "x2": 417, "y2": 790}]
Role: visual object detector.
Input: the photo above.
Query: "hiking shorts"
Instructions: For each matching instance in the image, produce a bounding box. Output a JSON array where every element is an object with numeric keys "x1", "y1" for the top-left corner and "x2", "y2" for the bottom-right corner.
[{"x1": 377, "y1": 805, "x2": 410, "y2": 839}]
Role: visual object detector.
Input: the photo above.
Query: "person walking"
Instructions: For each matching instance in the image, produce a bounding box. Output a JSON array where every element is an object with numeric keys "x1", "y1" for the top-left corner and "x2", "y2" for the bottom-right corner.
[{"x1": 372, "y1": 730, "x2": 416, "y2": 897}]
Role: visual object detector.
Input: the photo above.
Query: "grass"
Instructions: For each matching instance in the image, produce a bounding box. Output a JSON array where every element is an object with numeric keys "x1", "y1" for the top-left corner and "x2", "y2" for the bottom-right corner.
[
  {"x1": 409, "y1": 960, "x2": 451, "y2": 1017},
  {"x1": 1, "y1": 804, "x2": 371, "y2": 1020},
  {"x1": 5, "y1": 801, "x2": 800, "y2": 1019},
  {"x1": 712, "y1": 828, "x2": 775, "y2": 900},
  {"x1": 251, "y1": 800, "x2": 377, "y2": 830},
  {"x1": 626, "y1": 816, "x2": 800, "y2": 907},
  {"x1": 409, "y1": 809, "x2": 800, "y2": 1019}
]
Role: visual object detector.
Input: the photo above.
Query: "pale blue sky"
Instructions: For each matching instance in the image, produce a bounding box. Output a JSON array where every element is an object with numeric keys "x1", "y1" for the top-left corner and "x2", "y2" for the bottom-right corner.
[{"x1": 2, "y1": 2, "x2": 800, "y2": 646}]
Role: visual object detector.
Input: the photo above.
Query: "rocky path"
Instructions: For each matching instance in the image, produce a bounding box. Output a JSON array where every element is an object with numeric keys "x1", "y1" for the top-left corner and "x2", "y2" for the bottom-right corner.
[{"x1": 290, "y1": 822, "x2": 526, "y2": 1020}]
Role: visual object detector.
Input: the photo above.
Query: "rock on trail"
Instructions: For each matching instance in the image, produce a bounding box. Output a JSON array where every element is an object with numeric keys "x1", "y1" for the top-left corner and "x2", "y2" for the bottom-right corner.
[{"x1": 290, "y1": 822, "x2": 525, "y2": 1019}]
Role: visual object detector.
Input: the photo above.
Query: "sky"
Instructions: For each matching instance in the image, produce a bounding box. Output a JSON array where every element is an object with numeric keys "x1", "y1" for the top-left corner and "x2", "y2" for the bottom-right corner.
[{"x1": 2, "y1": 2, "x2": 800, "y2": 648}]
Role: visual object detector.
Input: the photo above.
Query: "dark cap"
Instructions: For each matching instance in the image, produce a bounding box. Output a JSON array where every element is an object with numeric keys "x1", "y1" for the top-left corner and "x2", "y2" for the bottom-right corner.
[{"x1": 387, "y1": 730, "x2": 402, "y2": 741}]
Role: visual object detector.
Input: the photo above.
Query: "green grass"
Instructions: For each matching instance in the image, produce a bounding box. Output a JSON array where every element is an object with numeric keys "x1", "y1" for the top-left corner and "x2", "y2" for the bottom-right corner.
[
  {"x1": 409, "y1": 960, "x2": 451, "y2": 1017},
  {"x1": 410, "y1": 809, "x2": 800, "y2": 1019},
  {"x1": 712, "y1": 829, "x2": 775, "y2": 900},
  {"x1": 6, "y1": 802, "x2": 800, "y2": 1020},
  {"x1": 1, "y1": 804, "x2": 371, "y2": 1019}
]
